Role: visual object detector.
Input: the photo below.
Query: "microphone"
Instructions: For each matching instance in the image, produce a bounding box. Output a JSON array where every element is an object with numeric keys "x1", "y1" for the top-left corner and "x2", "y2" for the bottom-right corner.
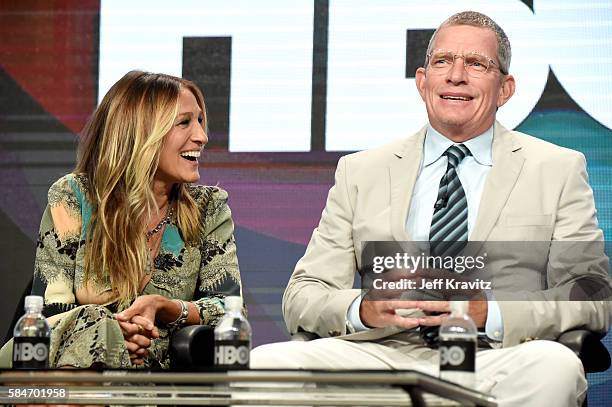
[
  {"x1": 434, "y1": 195, "x2": 448, "y2": 210},
  {"x1": 169, "y1": 325, "x2": 215, "y2": 370}
]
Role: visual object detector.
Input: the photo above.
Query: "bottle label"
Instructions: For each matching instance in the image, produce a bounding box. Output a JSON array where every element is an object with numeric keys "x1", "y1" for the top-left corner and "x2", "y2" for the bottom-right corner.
[
  {"x1": 214, "y1": 340, "x2": 250, "y2": 369},
  {"x1": 439, "y1": 339, "x2": 475, "y2": 372},
  {"x1": 12, "y1": 337, "x2": 50, "y2": 369}
]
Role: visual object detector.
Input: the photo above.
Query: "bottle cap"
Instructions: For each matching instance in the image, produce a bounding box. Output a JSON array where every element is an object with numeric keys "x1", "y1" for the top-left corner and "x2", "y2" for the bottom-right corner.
[
  {"x1": 450, "y1": 300, "x2": 469, "y2": 315},
  {"x1": 24, "y1": 295, "x2": 44, "y2": 312},
  {"x1": 224, "y1": 296, "x2": 242, "y2": 311}
]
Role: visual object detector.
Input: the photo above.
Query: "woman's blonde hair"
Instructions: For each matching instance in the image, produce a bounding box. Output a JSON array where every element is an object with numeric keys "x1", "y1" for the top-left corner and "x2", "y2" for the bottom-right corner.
[{"x1": 75, "y1": 70, "x2": 206, "y2": 307}]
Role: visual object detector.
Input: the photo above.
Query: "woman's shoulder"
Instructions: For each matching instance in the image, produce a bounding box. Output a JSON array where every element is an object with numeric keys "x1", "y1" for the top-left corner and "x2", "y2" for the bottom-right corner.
[
  {"x1": 185, "y1": 184, "x2": 233, "y2": 231},
  {"x1": 185, "y1": 184, "x2": 229, "y2": 207},
  {"x1": 47, "y1": 173, "x2": 90, "y2": 207}
]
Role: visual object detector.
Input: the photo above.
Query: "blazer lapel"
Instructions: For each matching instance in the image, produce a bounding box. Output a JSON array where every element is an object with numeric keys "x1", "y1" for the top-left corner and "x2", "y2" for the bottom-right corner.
[
  {"x1": 389, "y1": 128, "x2": 426, "y2": 242},
  {"x1": 470, "y1": 122, "x2": 525, "y2": 242}
]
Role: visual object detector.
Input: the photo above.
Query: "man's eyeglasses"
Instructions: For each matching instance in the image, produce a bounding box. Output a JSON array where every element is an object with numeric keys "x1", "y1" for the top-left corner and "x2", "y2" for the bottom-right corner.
[{"x1": 426, "y1": 49, "x2": 504, "y2": 77}]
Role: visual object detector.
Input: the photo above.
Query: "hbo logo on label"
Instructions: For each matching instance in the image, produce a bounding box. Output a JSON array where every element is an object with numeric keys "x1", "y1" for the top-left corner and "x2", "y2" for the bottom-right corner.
[
  {"x1": 440, "y1": 345, "x2": 466, "y2": 366},
  {"x1": 13, "y1": 342, "x2": 49, "y2": 362},
  {"x1": 215, "y1": 345, "x2": 249, "y2": 366}
]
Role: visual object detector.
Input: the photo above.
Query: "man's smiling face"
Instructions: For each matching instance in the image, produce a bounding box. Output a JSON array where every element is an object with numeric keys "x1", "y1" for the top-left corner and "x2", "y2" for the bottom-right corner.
[{"x1": 415, "y1": 25, "x2": 515, "y2": 141}]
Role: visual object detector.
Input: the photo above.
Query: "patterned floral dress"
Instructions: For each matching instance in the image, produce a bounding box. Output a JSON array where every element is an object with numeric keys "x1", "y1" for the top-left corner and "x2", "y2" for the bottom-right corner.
[{"x1": 2, "y1": 174, "x2": 242, "y2": 369}]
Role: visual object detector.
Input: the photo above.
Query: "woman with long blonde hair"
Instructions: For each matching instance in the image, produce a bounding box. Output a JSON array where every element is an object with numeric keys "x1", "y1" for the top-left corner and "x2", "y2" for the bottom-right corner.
[{"x1": 1, "y1": 70, "x2": 242, "y2": 368}]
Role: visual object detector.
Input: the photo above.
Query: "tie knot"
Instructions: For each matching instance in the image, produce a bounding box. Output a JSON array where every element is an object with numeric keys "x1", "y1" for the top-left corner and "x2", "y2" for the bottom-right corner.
[{"x1": 445, "y1": 144, "x2": 471, "y2": 168}]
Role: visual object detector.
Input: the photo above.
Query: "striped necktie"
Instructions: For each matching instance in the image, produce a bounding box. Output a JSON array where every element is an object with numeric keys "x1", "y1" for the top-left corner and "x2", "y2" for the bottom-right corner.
[{"x1": 429, "y1": 144, "x2": 472, "y2": 259}]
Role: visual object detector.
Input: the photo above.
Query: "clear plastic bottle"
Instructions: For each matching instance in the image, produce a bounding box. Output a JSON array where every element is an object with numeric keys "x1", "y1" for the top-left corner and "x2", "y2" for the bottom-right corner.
[
  {"x1": 439, "y1": 301, "x2": 477, "y2": 388},
  {"x1": 12, "y1": 295, "x2": 51, "y2": 369},
  {"x1": 214, "y1": 296, "x2": 251, "y2": 370}
]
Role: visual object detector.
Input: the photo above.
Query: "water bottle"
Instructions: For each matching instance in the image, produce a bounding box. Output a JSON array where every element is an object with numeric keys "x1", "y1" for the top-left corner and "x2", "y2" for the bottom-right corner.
[
  {"x1": 439, "y1": 301, "x2": 477, "y2": 388},
  {"x1": 214, "y1": 296, "x2": 251, "y2": 370},
  {"x1": 12, "y1": 295, "x2": 51, "y2": 369}
]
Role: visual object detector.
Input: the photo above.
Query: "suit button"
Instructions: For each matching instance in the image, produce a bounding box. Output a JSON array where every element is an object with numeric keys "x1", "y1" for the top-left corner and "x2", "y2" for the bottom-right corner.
[{"x1": 328, "y1": 330, "x2": 341, "y2": 337}]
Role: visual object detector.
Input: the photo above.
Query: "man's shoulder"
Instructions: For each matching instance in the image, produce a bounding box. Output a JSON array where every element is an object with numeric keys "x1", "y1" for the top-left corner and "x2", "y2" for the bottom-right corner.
[
  {"x1": 507, "y1": 129, "x2": 584, "y2": 162},
  {"x1": 341, "y1": 131, "x2": 422, "y2": 166}
]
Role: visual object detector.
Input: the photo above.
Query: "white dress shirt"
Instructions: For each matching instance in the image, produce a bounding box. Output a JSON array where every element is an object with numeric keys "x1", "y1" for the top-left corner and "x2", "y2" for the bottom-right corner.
[{"x1": 348, "y1": 124, "x2": 503, "y2": 341}]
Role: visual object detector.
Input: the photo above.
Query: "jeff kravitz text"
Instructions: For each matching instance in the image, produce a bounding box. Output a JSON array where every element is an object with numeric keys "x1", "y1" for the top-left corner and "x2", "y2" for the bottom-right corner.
[{"x1": 372, "y1": 278, "x2": 492, "y2": 290}]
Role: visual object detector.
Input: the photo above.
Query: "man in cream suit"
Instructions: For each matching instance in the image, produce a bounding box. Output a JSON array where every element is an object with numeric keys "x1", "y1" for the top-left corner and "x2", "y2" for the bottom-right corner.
[{"x1": 251, "y1": 11, "x2": 611, "y2": 407}]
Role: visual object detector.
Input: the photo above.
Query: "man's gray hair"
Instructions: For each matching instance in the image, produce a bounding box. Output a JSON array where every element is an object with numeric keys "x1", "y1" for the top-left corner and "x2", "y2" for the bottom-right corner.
[{"x1": 424, "y1": 11, "x2": 511, "y2": 75}]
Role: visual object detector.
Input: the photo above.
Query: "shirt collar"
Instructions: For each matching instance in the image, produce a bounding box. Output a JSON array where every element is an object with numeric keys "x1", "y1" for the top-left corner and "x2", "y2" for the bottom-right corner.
[{"x1": 423, "y1": 124, "x2": 494, "y2": 167}]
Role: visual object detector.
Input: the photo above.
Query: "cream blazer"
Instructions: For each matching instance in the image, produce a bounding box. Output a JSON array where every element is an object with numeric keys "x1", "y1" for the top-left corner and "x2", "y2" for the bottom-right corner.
[{"x1": 283, "y1": 122, "x2": 612, "y2": 348}]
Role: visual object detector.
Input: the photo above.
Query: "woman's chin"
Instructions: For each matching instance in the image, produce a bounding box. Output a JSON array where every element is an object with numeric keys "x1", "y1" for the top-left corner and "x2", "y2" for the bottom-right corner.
[{"x1": 186, "y1": 172, "x2": 201, "y2": 183}]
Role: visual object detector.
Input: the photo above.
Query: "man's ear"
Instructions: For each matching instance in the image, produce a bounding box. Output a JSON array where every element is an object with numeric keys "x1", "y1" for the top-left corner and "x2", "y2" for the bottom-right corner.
[
  {"x1": 497, "y1": 74, "x2": 515, "y2": 108},
  {"x1": 415, "y1": 67, "x2": 427, "y2": 101}
]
